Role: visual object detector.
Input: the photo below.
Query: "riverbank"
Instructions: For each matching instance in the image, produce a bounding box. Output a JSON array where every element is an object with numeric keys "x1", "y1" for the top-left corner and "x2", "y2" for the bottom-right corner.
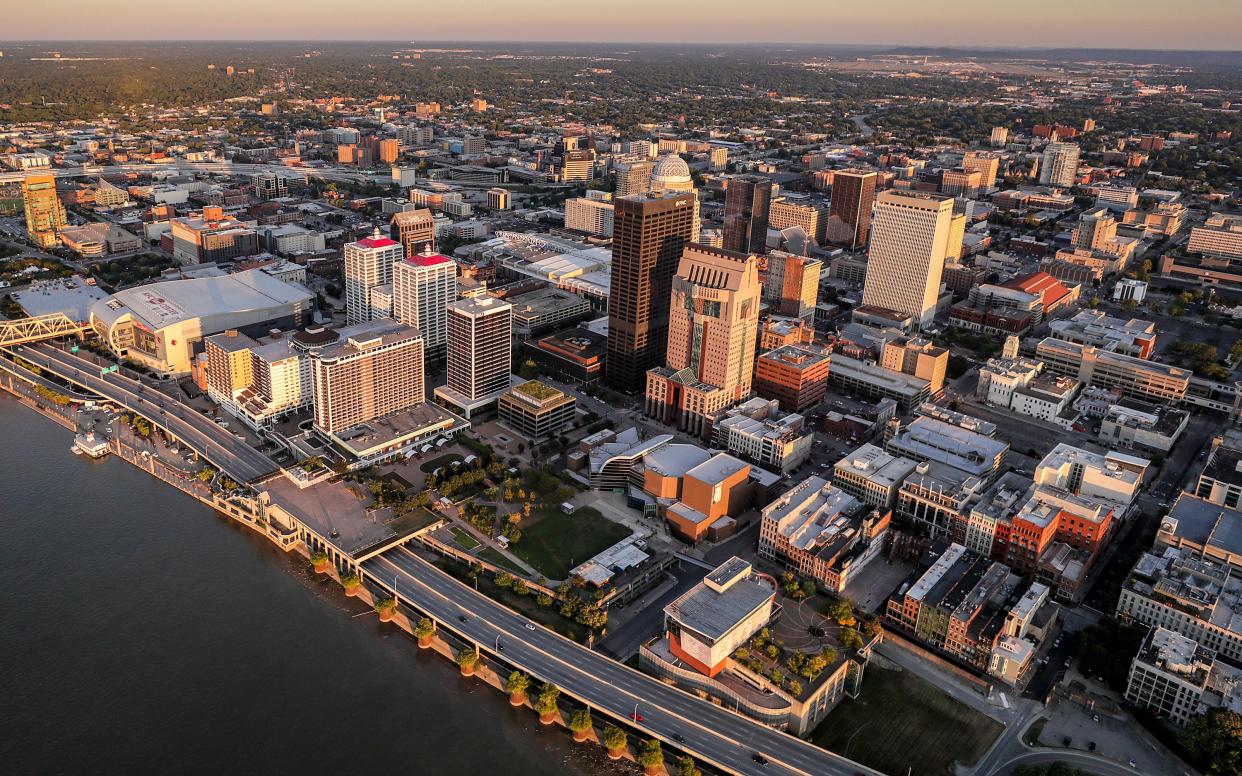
[{"x1": 0, "y1": 391, "x2": 635, "y2": 776}]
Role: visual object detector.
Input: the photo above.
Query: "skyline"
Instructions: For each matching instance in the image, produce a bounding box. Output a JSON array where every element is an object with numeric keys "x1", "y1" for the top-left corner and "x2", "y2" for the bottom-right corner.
[{"x1": 4, "y1": 0, "x2": 1240, "y2": 51}]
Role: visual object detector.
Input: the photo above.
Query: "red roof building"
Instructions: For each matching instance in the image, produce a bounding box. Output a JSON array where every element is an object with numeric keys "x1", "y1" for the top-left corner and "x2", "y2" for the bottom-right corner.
[{"x1": 1003, "y1": 271, "x2": 1079, "y2": 316}]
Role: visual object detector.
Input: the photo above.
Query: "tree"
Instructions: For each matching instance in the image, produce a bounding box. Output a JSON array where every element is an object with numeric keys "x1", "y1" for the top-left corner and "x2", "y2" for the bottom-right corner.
[
  {"x1": 839, "y1": 627, "x2": 864, "y2": 650},
  {"x1": 788, "y1": 679, "x2": 803, "y2": 697},
  {"x1": 569, "y1": 708, "x2": 593, "y2": 738},
  {"x1": 456, "y1": 646, "x2": 480, "y2": 674},
  {"x1": 414, "y1": 617, "x2": 436, "y2": 641},
  {"x1": 534, "y1": 682, "x2": 561, "y2": 720},
  {"x1": 1183, "y1": 708, "x2": 1242, "y2": 776},
  {"x1": 637, "y1": 739, "x2": 664, "y2": 772},
  {"x1": 373, "y1": 596, "x2": 397, "y2": 618},
  {"x1": 309, "y1": 549, "x2": 330, "y2": 567},
  {"x1": 506, "y1": 670, "x2": 530, "y2": 701},
  {"x1": 602, "y1": 725, "x2": 628, "y2": 754},
  {"x1": 828, "y1": 598, "x2": 855, "y2": 626},
  {"x1": 676, "y1": 755, "x2": 701, "y2": 776},
  {"x1": 340, "y1": 571, "x2": 361, "y2": 590}
]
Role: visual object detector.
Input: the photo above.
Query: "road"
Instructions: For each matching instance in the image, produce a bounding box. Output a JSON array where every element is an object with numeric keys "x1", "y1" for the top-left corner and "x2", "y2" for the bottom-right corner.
[
  {"x1": 596, "y1": 565, "x2": 700, "y2": 661},
  {"x1": 11, "y1": 342, "x2": 279, "y2": 484},
  {"x1": 366, "y1": 546, "x2": 878, "y2": 776},
  {"x1": 992, "y1": 749, "x2": 1145, "y2": 776}
]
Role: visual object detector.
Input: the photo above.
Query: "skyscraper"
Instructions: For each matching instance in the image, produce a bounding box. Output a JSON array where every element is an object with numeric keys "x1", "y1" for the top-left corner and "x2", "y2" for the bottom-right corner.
[
  {"x1": 722, "y1": 175, "x2": 772, "y2": 255},
  {"x1": 827, "y1": 169, "x2": 877, "y2": 249},
  {"x1": 344, "y1": 228, "x2": 403, "y2": 325},
  {"x1": 962, "y1": 151, "x2": 1001, "y2": 190},
  {"x1": 606, "y1": 191, "x2": 697, "y2": 393},
  {"x1": 22, "y1": 174, "x2": 67, "y2": 249},
  {"x1": 435, "y1": 295, "x2": 513, "y2": 418},
  {"x1": 861, "y1": 190, "x2": 955, "y2": 328},
  {"x1": 393, "y1": 248, "x2": 456, "y2": 365},
  {"x1": 645, "y1": 244, "x2": 762, "y2": 437},
  {"x1": 1039, "y1": 142, "x2": 1081, "y2": 188}
]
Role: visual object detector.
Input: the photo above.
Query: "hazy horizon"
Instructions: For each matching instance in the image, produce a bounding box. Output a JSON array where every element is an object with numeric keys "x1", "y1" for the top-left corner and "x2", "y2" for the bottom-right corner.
[{"x1": 5, "y1": 0, "x2": 1240, "y2": 51}]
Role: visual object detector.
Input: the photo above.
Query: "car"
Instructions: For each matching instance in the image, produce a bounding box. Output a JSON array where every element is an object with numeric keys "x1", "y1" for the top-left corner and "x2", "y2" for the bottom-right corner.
[
  {"x1": 751, "y1": 753, "x2": 768, "y2": 766},
  {"x1": 630, "y1": 711, "x2": 644, "y2": 723},
  {"x1": 1062, "y1": 737, "x2": 1072, "y2": 747},
  {"x1": 1092, "y1": 713, "x2": 1100, "y2": 722},
  {"x1": 672, "y1": 733, "x2": 685, "y2": 743},
  {"x1": 525, "y1": 623, "x2": 536, "y2": 631},
  {"x1": 1128, "y1": 759, "x2": 1137, "y2": 768},
  {"x1": 458, "y1": 615, "x2": 468, "y2": 623},
  {"x1": 1088, "y1": 741, "x2": 1096, "y2": 751}
]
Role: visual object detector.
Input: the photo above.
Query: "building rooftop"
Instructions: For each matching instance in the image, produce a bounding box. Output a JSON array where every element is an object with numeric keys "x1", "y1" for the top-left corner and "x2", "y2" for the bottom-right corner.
[
  {"x1": 685, "y1": 452, "x2": 750, "y2": 487},
  {"x1": 92, "y1": 268, "x2": 312, "y2": 331},
  {"x1": 644, "y1": 443, "x2": 713, "y2": 479},
  {"x1": 888, "y1": 416, "x2": 1009, "y2": 478},
  {"x1": 665, "y1": 557, "x2": 776, "y2": 644}
]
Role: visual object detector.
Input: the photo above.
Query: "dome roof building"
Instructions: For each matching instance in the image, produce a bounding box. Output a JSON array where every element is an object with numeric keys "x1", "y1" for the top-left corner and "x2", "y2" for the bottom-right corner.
[{"x1": 651, "y1": 153, "x2": 693, "y2": 193}]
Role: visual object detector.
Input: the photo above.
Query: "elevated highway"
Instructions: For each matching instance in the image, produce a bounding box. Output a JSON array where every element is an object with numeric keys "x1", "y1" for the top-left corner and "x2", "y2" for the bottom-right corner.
[
  {"x1": 8, "y1": 342, "x2": 279, "y2": 484},
  {"x1": 365, "y1": 546, "x2": 878, "y2": 776}
]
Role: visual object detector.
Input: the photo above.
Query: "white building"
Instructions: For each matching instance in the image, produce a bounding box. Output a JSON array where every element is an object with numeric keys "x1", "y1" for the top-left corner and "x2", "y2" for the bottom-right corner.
[
  {"x1": 860, "y1": 190, "x2": 955, "y2": 328},
  {"x1": 710, "y1": 397, "x2": 814, "y2": 475},
  {"x1": 344, "y1": 229, "x2": 404, "y2": 325},
  {"x1": 393, "y1": 250, "x2": 456, "y2": 363},
  {"x1": 434, "y1": 294, "x2": 513, "y2": 418},
  {"x1": 1034, "y1": 443, "x2": 1147, "y2": 512},
  {"x1": 564, "y1": 196, "x2": 615, "y2": 238},
  {"x1": 1039, "y1": 142, "x2": 1081, "y2": 188}
]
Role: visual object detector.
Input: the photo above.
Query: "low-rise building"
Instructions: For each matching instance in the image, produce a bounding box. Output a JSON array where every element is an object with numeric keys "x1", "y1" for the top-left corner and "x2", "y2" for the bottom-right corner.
[
  {"x1": 1035, "y1": 337, "x2": 1190, "y2": 404},
  {"x1": 833, "y1": 443, "x2": 918, "y2": 509},
  {"x1": 1100, "y1": 401, "x2": 1190, "y2": 453},
  {"x1": 885, "y1": 416, "x2": 1009, "y2": 482},
  {"x1": 497, "y1": 380, "x2": 577, "y2": 441},
  {"x1": 1047, "y1": 310, "x2": 1157, "y2": 360},
  {"x1": 710, "y1": 397, "x2": 814, "y2": 475},
  {"x1": 827, "y1": 353, "x2": 931, "y2": 409},
  {"x1": 1034, "y1": 442, "x2": 1147, "y2": 513},
  {"x1": 1125, "y1": 626, "x2": 1242, "y2": 728},
  {"x1": 759, "y1": 477, "x2": 891, "y2": 594},
  {"x1": 754, "y1": 345, "x2": 831, "y2": 413},
  {"x1": 896, "y1": 460, "x2": 987, "y2": 540}
]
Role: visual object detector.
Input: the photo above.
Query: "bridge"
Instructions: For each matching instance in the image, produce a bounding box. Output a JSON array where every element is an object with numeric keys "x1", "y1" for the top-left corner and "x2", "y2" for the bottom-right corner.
[{"x1": 0, "y1": 313, "x2": 89, "y2": 347}]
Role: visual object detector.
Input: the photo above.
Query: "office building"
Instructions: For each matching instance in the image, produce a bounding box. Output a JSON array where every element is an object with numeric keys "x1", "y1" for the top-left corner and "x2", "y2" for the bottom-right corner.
[
  {"x1": 962, "y1": 151, "x2": 1001, "y2": 190},
  {"x1": 487, "y1": 188, "x2": 510, "y2": 210},
  {"x1": 645, "y1": 245, "x2": 762, "y2": 437},
  {"x1": 828, "y1": 169, "x2": 877, "y2": 248},
  {"x1": 1039, "y1": 142, "x2": 1081, "y2": 188},
  {"x1": 393, "y1": 248, "x2": 456, "y2": 364},
  {"x1": 435, "y1": 295, "x2": 513, "y2": 418},
  {"x1": 769, "y1": 199, "x2": 827, "y2": 245},
  {"x1": 344, "y1": 228, "x2": 404, "y2": 325},
  {"x1": 1035, "y1": 337, "x2": 1191, "y2": 403},
  {"x1": 879, "y1": 337, "x2": 949, "y2": 396},
  {"x1": 763, "y1": 252, "x2": 822, "y2": 320},
  {"x1": 391, "y1": 208, "x2": 436, "y2": 257},
  {"x1": 861, "y1": 191, "x2": 955, "y2": 328},
  {"x1": 614, "y1": 158, "x2": 655, "y2": 198},
  {"x1": 1047, "y1": 310, "x2": 1156, "y2": 359},
  {"x1": 1124, "y1": 627, "x2": 1241, "y2": 728},
  {"x1": 886, "y1": 416, "x2": 1009, "y2": 481},
  {"x1": 169, "y1": 207, "x2": 259, "y2": 265},
  {"x1": 1187, "y1": 213, "x2": 1242, "y2": 260},
  {"x1": 722, "y1": 175, "x2": 772, "y2": 255},
  {"x1": 22, "y1": 174, "x2": 67, "y2": 249},
  {"x1": 833, "y1": 443, "x2": 919, "y2": 508},
  {"x1": 990, "y1": 127, "x2": 1009, "y2": 147},
  {"x1": 606, "y1": 191, "x2": 697, "y2": 393},
  {"x1": 251, "y1": 172, "x2": 288, "y2": 201},
  {"x1": 759, "y1": 477, "x2": 891, "y2": 595},
  {"x1": 497, "y1": 380, "x2": 577, "y2": 441},
  {"x1": 310, "y1": 319, "x2": 425, "y2": 434},
  {"x1": 1033, "y1": 443, "x2": 1147, "y2": 512},
  {"x1": 754, "y1": 345, "x2": 831, "y2": 413},
  {"x1": 941, "y1": 169, "x2": 984, "y2": 199},
  {"x1": 565, "y1": 196, "x2": 615, "y2": 238},
  {"x1": 711, "y1": 397, "x2": 815, "y2": 474},
  {"x1": 827, "y1": 353, "x2": 932, "y2": 408}
]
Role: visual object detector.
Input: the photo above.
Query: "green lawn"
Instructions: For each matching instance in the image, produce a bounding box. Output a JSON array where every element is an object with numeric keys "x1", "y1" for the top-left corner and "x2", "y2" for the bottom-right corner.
[
  {"x1": 509, "y1": 506, "x2": 631, "y2": 580},
  {"x1": 478, "y1": 547, "x2": 525, "y2": 574},
  {"x1": 811, "y1": 665, "x2": 1002, "y2": 776},
  {"x1": 384, "y1": 507, "x2": 440, "y2": 536},
  {"x1": 449, "y1": 526, "x2": 480, "y2": 550}
]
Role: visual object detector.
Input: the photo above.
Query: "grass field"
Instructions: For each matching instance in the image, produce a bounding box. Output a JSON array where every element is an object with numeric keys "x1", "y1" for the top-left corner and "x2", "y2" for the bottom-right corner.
[
  {"x1": 449, "y1": 525, "x2": 480, "y2": 550},
  {"x1": 509, "y1": 506, "x2": 631, "y2": 580},
  {"x1": 811, "y1": 665, "x2": 1002, "y2": 776},
  {"x1": 477, "y1": 547, "x2": 525, "y2": 574}
]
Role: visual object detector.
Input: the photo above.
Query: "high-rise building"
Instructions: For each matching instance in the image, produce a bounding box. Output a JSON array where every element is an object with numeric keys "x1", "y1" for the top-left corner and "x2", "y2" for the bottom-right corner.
[
  {"x1": 391, "y1": 208, "x2": 436, "y2": 257},
  {"x1": 22, "y1": 174, "x2": 67, "y2": 249},
  {"x1": 963, "y1": 151, "x2": 1001, "y2": 190},
  {"x1": 310, "y1": 319, "x2": 425, "y2": 434},
  {"x1": 614, "y1": 158, "x2": 655, "y2": 198},
  {"x1": 377, "y1": 138, "x2": 400, "y2": 165},
  {"x1": 763, "y1": 252, "x2": 822, "y2": 320},
  {"x1": 606, "y1": 191, "x2": 697, "y2": 393},
  {"x1": 940, "y1": 169, "x2": 984, "y2": 199},
  {"x1": 645, "y1": 245, "x2": 762, "y2": 437},
  {"x1": 344, "y1": 228, "x2": 404, "y2": 325},
  {"x1": 393, "y1": 249, "x2": 456, "y2": 365},
  {"x1": 722, "y1": 175, "x2": 772, "y2": 255},
  {"x1": 1073, "y1": 208, "x2": 1119, "y2": 251},
  {"x1": 990, "y1": 127, "x2": 1010, "y2": 147},
  {"x1": 1039, "y1": 142, "x2": 1081, "y2": 188},
  {"x1": 564, "y1": 196, "x2": 614, "y2": 237},
  {"x1": 827, "y1": 169, "x2": 877, "y2": 249},
  {"x1": 435, "y1": 295, "x2": 513, "y2": 418},
  {"x1": 649, "y1": 153, "x2": 700, "y2": 241},
  {"x1": 487, "y1": 188, "x2": 509, "y2": 210},
  {"x1": 860, "y1": 191, "x2": 955, "y2": 328}
]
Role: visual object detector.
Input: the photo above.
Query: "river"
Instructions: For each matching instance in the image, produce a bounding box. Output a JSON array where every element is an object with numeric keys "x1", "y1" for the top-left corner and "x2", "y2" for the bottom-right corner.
[{"x1": 0, "y1": 394, "x2": 621, "y2": 775}]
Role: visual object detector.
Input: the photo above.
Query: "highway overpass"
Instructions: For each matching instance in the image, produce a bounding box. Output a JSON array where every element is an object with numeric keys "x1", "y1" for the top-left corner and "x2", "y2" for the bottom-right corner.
[{"x1": 364, "y1": 546, "x2": 878, "y2": 776}]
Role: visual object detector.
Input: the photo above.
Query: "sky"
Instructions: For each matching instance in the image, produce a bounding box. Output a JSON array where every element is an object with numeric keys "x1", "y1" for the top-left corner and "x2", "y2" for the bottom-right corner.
[{"x1": 6, "y1": 0, "x2": 1241, "y2": 50}]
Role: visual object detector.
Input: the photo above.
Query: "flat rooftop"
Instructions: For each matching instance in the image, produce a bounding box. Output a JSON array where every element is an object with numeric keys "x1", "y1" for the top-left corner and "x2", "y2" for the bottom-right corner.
[{"x1": 665, "y1": 559, "x2": 775, "y2": 644}]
